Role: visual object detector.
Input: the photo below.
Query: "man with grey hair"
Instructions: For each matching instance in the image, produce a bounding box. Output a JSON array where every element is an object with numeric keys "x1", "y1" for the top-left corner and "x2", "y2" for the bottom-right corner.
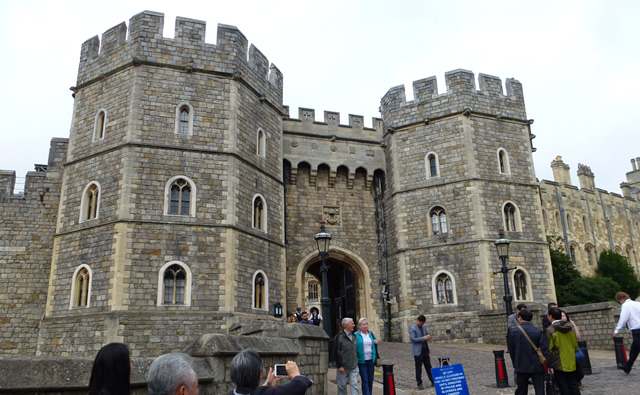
[
  {"x1": 148, "y1": 353, "x2": 199, "y2": 395},
  {"x1": 333, "y1": 317, "x2": 359, "y2": 395},
  {"x1": 228, "y1": 348, "x2": 312, "y2": 394}
]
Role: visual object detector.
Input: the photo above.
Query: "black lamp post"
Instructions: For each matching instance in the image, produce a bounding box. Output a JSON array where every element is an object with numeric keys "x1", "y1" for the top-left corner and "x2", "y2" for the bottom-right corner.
[
  {"x1": 494, "y1": 229, "x2": 515, "y2": 318},
  {"x1": 315, "y1": 222, "x2": 332, "y2": 337},
  {"x1": 273, "y1": 302, "x2": 282, "y2": 318}
]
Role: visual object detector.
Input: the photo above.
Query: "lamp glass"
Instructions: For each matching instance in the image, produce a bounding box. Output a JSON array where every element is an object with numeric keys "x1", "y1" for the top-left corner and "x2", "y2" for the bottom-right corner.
[{"x1": 495, "y1": 239, "x2": 510, "y2": 258}]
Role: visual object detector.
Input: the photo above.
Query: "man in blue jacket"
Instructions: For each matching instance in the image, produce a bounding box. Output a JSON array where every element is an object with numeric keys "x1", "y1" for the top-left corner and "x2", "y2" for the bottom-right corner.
[
  {"x1": 509, "y1": 309, "x2": 553, "y2": 395},
  {"x1": 410, "y1": 315, "x2": 433, "y2": 390}
]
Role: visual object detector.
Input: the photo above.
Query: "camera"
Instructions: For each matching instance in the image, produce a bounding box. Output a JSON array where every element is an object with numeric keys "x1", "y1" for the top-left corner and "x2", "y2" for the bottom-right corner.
[{"x1": 274, "y1": 364, "x2": 287, "y2": 377}]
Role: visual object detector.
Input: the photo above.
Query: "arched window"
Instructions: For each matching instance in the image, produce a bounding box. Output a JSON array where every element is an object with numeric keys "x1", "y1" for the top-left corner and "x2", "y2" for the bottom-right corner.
[
  {"x1": 497, "y1": 148, "x2": 510, "y2": 175},
  {"x1": 555, "y1": 212, "x2": 561, "y2": 229},
  {"x1": 308, "y1": 281, "x2": 319, "y2": 302},
  {"x1": 164, "y1": 176, "x2": 197, "y2": 217},
  {"x1": 174, "y1": 102, "x2": 194, "y2": 135},
  {"x1": 424, "y1": 152, "x2": 439, "y2": 179},
  {"x1": 163, "y1": 264, "x2": 186, "y2": 304},
  {"x1": 70, "y1": 265, "x2": 92, "y2": 308},
  {"x1": 569, "y1": 243, "x2": 577, "y2": 265},
  {"x1": 566, "y1": 213, "x2": 573, "y2": 232},
  {"x1": 252, "y1": 194, "x2": 267, "y2": 232},
  {"x1": 256, "y1": 128, "x2": 266, "y2": 157},
  {"x1": 252, "y1": 271, "x2": 268, "y2": 310},
  {"x1": 627, "y1": 246, "x2": 634, "y2": 264},
  {"x1": 430, "y1": 206, "x2": 448, "y2": 235},
  {"x1": 542, "y1": 210, "x2": 549, "y2": 230},
  {"x1": 157, "y1": 261, "x2": 192, "y2": 306},
  {"x1": 514, "y1": 269, "x2": 528, "y2": 300},
  {"x1": 435, "y1": 273, "x2": 454, "y2": 304},
  {"x1": 431, "y1": 270, "x2": 457, "y2": 305},
  {"x1": 94, "y1": 110, "x2": 107, "y2": 141},
  {"x1": 170, "y1": 179, "x2": 191, "y2": 215},
  {"x1": 80, "y1": 182, "x2": 101, "y2": 222},
  {"x1": 582, "y1": 216, "x2": 588, "y2": 234},
  {"x1": 503, "y1": 202, "x2": 521, "y2": 232},
  {"x1": 179, "y1": 106, "x2": 190, "y2": 134}
]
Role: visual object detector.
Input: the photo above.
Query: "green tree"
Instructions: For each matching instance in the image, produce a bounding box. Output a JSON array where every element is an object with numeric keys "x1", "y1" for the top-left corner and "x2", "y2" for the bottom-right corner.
[
  {"x1": 557, "y1": 276, "x2": 619, "y2": 306},
  {"x1": 596, "y1": 249, "x2": 640, "y2": 299}
]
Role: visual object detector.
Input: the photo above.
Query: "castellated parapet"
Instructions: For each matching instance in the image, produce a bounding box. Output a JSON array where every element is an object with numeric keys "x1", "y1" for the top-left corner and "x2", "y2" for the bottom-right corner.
[
  {"x1": 77, "y1": 11, "x2": 283, "y2": 107},
  {"x1": 380, "y1": 69, "x2": 526, "y2": 130}
]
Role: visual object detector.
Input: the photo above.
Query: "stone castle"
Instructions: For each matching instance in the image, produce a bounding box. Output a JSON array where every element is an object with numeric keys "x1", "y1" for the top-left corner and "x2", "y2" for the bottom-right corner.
[{"x1": 1, "y1": 11, "x2": 639, "y2": 358}]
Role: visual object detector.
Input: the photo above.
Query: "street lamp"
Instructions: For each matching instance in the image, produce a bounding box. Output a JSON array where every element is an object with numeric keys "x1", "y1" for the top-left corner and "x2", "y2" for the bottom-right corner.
[
  {"x1": 315, "y1": 222, "x2": 332, "y2": 337},
  {"x1": 494, "y1": 229, "x2": 515, "y2": 318}
]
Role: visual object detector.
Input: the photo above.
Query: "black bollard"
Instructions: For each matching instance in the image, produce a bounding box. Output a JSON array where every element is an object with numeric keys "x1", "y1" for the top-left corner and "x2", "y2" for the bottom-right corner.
[
  {"x1": 577, "y1": 340, "x2": 592, "y2": 375},
  {"x1": 493, "y1": 350, "x2": 509, "y2": 388},
  {"x1": 614, "y1": 336, "x2": 628, "y2": 369},
  {"x1": 382, "y1": 364, "x2": 396, "y2": 395},
  {"x1": 439, "y1": 357, "x2": 450, "y2": 367}
]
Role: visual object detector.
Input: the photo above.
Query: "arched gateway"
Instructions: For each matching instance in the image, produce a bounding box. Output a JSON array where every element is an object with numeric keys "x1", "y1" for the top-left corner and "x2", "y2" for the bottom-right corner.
[{"x1": 295, "y1": 247, "x2": 380, "y2": 337}]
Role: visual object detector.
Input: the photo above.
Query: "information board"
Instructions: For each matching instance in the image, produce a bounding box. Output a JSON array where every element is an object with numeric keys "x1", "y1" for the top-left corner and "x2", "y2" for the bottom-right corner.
[{"x1": 432, "y1": 363, "x2": 470, "y2": 395}]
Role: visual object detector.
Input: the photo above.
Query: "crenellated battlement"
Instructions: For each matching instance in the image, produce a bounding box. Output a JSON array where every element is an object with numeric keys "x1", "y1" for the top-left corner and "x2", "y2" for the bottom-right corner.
[
  {"x1": 380, "y1": 69, "x2": 526, "y2": 130},
  {"x1": 283, "y1": 106, "x2": 383, "y2": 133},
  {"x1": 0, "y1": 138, "x2": 67, "y2": 201},
  {"x1": 76, "y1": 11, "x2": 283, "y2": 106}
]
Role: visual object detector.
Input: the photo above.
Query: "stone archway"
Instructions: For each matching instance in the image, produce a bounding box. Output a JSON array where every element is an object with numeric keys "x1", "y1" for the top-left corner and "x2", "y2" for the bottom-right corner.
[{"x1": 295, "y1": 247, "x2": 379, "y2": 337}]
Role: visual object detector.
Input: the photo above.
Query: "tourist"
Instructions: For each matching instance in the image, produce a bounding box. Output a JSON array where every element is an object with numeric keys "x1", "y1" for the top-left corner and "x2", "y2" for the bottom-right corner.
[
  {"x1": 298, "y1": 311, "x2": 314, "y2": 325},
  {"x1": 334, "y1": 317, "x2": 359, "y2": 395},
  {"x1": 509, "y1": 309, "x2": 553, "y2": 395},
  {"x1": 228, "y1": 348, "x2": 312, "y2": 394},
  {"x1": 410, "y1": 315, "x2": 434, "y2": 390},
  {"x1": 148, "y1": 353, "x2": 198, "y2": 395},
  {"x1": 355, "y1": 318, "x2": 379, "y2": 395},
  {"x1": 294, "y1": 307, "x2": 303, "y2": 322},
  {"x1": 542, "y1": 302, "x2": 558, "y2": 329},
  {"x1": 561, "y1": 310, "x2": 584, "y2": 387},
  {"x1": 613, "y1": 291, "x2": 640, "y2": 374},
  {"x1": 88, "y1": 342, "x2": 131, "y2": 395},
  {"x1": 545, "y1": 308, "x2": 580, "y2": 394}
]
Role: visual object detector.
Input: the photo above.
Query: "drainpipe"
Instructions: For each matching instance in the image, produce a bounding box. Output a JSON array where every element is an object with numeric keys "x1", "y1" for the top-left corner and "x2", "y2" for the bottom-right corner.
[
  {"x1": 555, "y1": 187, "x2": 570, "y2": 255},
  {"x1": 622, "y1": 199, "x2": 640, "y2": 279},
  {"x1": 599, "y1": 191, "x2": 615, "y2": 250},
  {"x1": 585, "y1": 195, "x2": 599, "y2": 264}
]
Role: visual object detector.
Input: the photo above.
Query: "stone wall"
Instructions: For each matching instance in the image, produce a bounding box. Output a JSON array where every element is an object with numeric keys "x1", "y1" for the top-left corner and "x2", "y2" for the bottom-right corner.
[
  {"x1": 0, "y1": 323, "x2": 328, "y2": 395},
  {"x1": 540, "y1": 157, "x2": 640, "y2": 275},
  {"x1": 562, "y1": 302, "x2": 632, "y2": 351},
  {"x1": 0, "y1": 139, "x2": 67, "y2": 355}
]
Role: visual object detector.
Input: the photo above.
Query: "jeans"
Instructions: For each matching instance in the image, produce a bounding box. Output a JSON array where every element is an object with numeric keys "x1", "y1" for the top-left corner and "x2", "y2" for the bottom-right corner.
[
  {"x1": 337, "y1": 366, "x2": 360, "y2": 395},
  {"x1": 358, "y1": 360, "x2": 374, "y2": 395},
  {"x1": 414, "y1": 350, "x2": 433, "y2": 385}
]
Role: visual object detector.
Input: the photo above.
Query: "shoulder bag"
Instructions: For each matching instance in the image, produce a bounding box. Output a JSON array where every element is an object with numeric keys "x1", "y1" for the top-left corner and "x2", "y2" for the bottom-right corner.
[
  {"x1": 517, "y1": 325, "x2": 547, "y2": 365},
  {"x1": 374, "y1": 336, "x2": 382, "y2": 367}
]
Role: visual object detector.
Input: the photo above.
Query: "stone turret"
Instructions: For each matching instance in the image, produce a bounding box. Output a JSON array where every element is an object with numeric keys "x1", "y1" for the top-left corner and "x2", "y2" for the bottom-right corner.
[
  {"x1": 577, "y1": 163, "x2": 595, "y2": 191},
  {"x1": 551, "y1": 156, "x2": 572, "y2": 185}
]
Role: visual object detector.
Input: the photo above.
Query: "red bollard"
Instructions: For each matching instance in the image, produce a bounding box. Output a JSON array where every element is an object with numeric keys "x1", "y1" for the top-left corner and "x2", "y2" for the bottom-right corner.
[
  {"x1": 493, "y1": 350, "x2": 509, "y2": 387},
  {"x1": 382, "y1": 364, "x2": 396, "y2": 395},
  {"x1": 614, "y1": 336, "x2": 628, "y2": 369}
]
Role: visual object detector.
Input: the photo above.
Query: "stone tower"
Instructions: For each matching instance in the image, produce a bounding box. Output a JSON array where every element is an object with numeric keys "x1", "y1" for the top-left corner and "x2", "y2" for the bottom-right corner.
[
  {"x1": 380, "y1": 70, "x2": 555, "y2": 340},
  {"x1": 37, "y1": 11, "x2": 286, "y2": 357}
]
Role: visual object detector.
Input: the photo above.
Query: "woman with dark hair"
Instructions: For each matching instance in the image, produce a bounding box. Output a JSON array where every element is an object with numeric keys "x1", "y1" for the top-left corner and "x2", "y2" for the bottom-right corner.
[
  {"x1": 88, "y1": 342, "x2": 132, "y2": 395},
  {"x1": 228, "y1": 348, "x2": 312, "y2": 395}
]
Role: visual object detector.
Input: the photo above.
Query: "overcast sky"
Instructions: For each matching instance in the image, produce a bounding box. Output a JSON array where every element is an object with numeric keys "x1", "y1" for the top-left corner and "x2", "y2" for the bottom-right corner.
[{"x1": 1, "y1": 1, "x2": 638, "y2": 194}]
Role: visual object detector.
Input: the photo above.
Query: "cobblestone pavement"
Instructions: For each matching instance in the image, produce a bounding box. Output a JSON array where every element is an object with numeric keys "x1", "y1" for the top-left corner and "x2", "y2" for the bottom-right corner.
[{"x1": 327, "y1": 341, "x2": 636, "y2": 394}]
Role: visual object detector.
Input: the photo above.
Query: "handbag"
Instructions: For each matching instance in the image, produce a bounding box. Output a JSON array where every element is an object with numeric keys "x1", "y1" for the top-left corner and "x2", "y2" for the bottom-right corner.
[
  {"x1": 517, "y1": 325, "x2": 547, "y2": 365},
  {"x1": 545, "y1": 372, "x2": 560, "y2": 395},
  {"x1": 374, "y1": 341, "x2": 382, "y2": 367},
  {"x1": 575, "y1": 347, "x2": 585, "y2": 361}
]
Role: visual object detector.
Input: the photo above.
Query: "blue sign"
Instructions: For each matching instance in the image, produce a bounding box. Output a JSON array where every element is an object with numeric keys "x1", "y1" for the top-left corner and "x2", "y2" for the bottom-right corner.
[{"x1": 432, "y1": 363, "x2": 470, "y2": 395}]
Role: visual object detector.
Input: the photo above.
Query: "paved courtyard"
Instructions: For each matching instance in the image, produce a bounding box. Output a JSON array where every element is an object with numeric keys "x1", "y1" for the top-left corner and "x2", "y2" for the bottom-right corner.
[{"x1": 327, "y1": 341, "x2": 635, "y2": 394}]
